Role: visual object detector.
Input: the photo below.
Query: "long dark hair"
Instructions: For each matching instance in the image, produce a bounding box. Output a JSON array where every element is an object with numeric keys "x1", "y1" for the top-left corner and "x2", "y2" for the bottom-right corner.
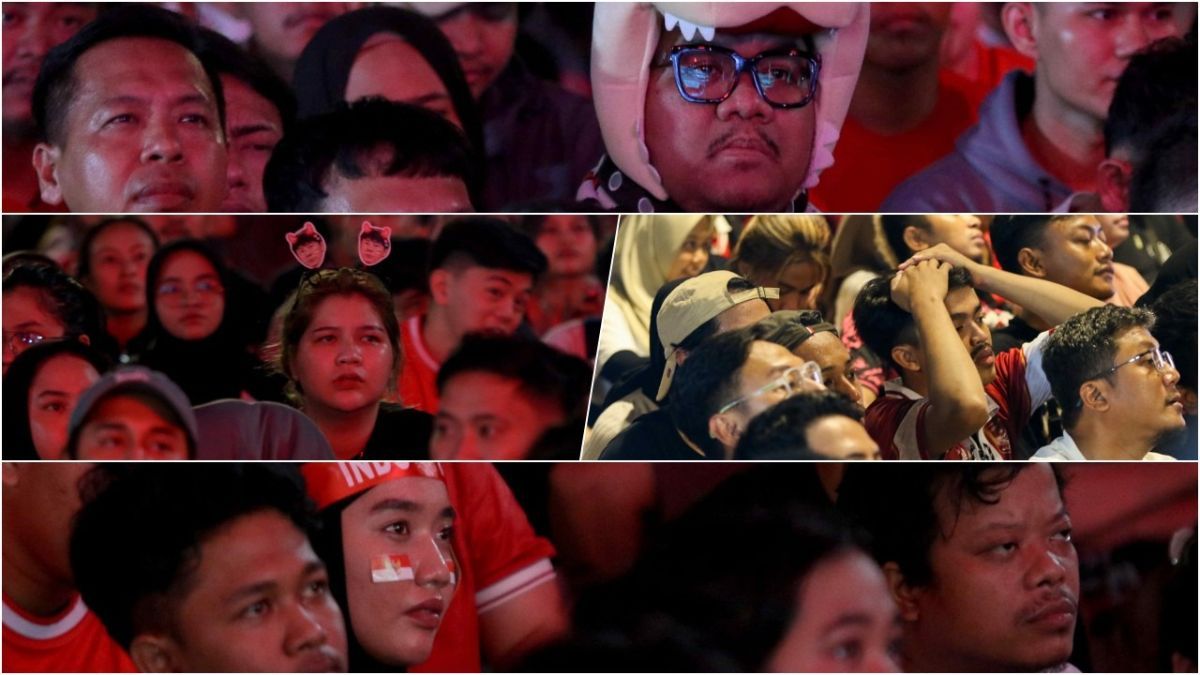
[{"x1": 2, "y1": 339, "x2": 111, "y2": 459}]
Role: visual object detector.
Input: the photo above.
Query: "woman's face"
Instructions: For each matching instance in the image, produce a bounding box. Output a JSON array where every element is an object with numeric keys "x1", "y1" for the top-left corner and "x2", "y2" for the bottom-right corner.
[
  {"x1": 536, "y1": 215, "x2": 596, "y2": 278},
  {"x1": 776, "y1": 260, "x2": 824, "y2": 311},
  {"x1": 345, "y1": 34, "x2": 463, "y2": 129},
  {"x1": 85, "y1": 222, "x2": 155, "y2": 313},
  {"x1": 3, "y1": 287, "x2": 67, "y2": 374},
  {"x1": 28, "y1": 354, "x2": 100, "y2": 459},
  {"x1": 154, "y1": 250, "x2": 225, "y2": 341},
  {"x1": 665, "y1": 221, "x2": 713, "y2": 281},
  {"x1": 291, "y1": 294, "x2": 394, "y2": 415},
  {"x1": 339, "y1": 477, "x2": 457, "y2": 666},
  {"x1": 765, "y1": 551, "x2": 901, "y2": 673}
]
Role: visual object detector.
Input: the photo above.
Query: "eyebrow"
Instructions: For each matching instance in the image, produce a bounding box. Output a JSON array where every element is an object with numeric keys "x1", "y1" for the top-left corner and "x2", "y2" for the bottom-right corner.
[
  {"x1": 230, "y1": 123, "x2": 279, "y2": 139},
  {"x1": 484, "y1": 274, "x2": 514, "y2": 286},
  {"x1": 34, "y1": 390, "x2": 70, "y2": 400},
  {"x1": 820, "y1": 613, "x2": 874, "y2": 632}
]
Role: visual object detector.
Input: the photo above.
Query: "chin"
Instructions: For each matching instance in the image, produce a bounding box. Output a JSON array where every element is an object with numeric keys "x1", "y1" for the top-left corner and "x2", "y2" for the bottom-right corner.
[{"x1": 978, "y1": 364, "x2": 997, "y2": 386}]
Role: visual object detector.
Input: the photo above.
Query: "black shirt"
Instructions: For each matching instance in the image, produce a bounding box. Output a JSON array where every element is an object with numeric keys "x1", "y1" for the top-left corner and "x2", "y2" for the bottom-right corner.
[
  {"x1": 360, "y1": 403, "x2": 433, "y2": 460},
  {"x1": 599, "y1": 409, "x2": 712, "y2": 460}
]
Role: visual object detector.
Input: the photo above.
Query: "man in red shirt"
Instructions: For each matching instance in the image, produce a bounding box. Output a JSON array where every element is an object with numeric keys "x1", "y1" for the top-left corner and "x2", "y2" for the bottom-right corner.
[
  {"x1": 853, "y1": 244, "x2": 1102, "y2": 460},
  {"x1": 398, "y1": 218, "x2": 546, "y2": 413}
]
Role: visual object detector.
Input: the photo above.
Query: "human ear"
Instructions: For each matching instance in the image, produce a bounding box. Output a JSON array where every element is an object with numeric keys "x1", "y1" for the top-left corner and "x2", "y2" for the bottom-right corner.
[
  {"x1": 708, "y1": 414, "x2": 741, "y2": 458},
  {"x1": 130, "y1": 635, "x2": 180, "y2": 673},
  {"x1": 1080, "y1": 381, "x2": 1110, "y2": 413},
  {"x1": 32, "y1": 143, "x2": 64, "y2": 206},
  {"x1": 902, "y1": 225, "x2": 929, "y2": 253},
  {"x1": 891, "y1": 344, "x2": 922, "y2": 374},
  {"x1": 1016, "y1": 247, "x2": 1046, "y2": 278},
  {"x1": 1002, "y1": 3, "x2": 1039, "y2": 58},
  {"x1": 1097, "y1": 159, "x2": 1132, "y2": 213},
  {"x1": 882, "y1": 561, "x2": 921, "y2": 622},
  {"x1": 429, "y1": 268, "x2": 452, "y2": 305}
]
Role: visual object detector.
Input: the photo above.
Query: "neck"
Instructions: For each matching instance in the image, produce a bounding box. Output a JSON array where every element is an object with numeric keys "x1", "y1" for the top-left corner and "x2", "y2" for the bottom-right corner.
[
  {"x1": 421, "y1": 306, "x2": 461, "y2": 363},
  {"x1": 1, "y1": 540, "x2": 75, "y2": 617},
  {"x1": 1022, "y1": 82, "x2": 1106, "y2": 192},
  {"x1": 106, "y1": 309, "x2": 147, "y2": 348},
  {"x1": 303, "y1": 401, "x2": 380, "y2": 459},
  {"x1": 850, "y1": 59, "x2": 942, "y2": 134},
  {"x1": 905, "y1": 642, "x2": 1060, "y2": 674},
  {"x1": 1069, "y1": 418, "x2": 1156, "y2": 460},
  {"x1": 3, "y1": 134, "x2": 40, "y2": 205}
]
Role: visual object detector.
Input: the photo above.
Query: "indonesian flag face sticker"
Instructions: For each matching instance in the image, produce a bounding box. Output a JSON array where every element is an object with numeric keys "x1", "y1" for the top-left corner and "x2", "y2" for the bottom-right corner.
[{"x1": 370, "y1": 554, "x2": 458, "y2": 585}]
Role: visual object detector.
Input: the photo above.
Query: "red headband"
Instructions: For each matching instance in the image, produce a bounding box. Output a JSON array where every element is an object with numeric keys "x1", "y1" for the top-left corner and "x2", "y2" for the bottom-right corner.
[{"x1": 302, "y1": 462, "x2": 445, "y2": 509}]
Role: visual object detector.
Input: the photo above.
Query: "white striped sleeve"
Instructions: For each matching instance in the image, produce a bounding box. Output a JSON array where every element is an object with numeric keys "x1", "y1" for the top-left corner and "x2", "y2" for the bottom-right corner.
[{"x1": 475, "y1": 559, "x2": 557, "y2": 614}]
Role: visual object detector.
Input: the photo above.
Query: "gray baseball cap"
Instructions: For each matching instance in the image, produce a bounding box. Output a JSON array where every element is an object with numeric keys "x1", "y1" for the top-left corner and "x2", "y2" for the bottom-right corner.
[{"x1": 68, "y1": 366, "x2": 198, "y2": 449}]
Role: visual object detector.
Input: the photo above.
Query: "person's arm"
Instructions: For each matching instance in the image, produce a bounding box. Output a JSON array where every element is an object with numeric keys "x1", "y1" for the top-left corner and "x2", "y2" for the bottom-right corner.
[
  {"x1": 903, "y1": 244, "x2": 1103, "y2": 325},
  {"x1": 478, "y1": 580, "x2": 570, "y2": 670},
  {"x1": 893, "y1": 260, "x2": 991, "y2": 457}
]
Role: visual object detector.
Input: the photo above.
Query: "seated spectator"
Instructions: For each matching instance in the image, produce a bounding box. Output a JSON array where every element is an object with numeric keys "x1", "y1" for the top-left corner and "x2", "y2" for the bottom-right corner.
[
  {"x1": 2, "y1": 463, "x2": 135, "y2": 672},
  {"x1": 263, "y1": 98, "x2": 475, "y2": 212},
  {"x1": 70, "y1": 464, "x2": 349, "y2": 672},
  {"x1": 734, "y1": 391, "x2": 880, "y2": 460},
  {"x1": 192, "y1": 399, "x2": 335, "y2": 461},
  {"x1": 3, "y1": 260, "x2": 104, "y2": 373},
  {"x1": 755, "y1": 310, "x2": 863, "y2": 405},
  {"x1": 2, "y1": 339, "x2": 107, "y2": 460},
  {"x1": 64, "y1": 366, "x2": 197, "y2": 460},
  {"x1": 1147, "y1": 282, "x2": 1198, "y2": 459},
  {"x1": 431, "y1": 334, "x2": 591, "y2": 460},
  {"x1": 1095, "y1": 214, "x2": 1150, "y2": 307},
  {"x1": 2, "y1": 2, "x2": 96, "y2": 212},
  {"x1": 195, "y1": 28, "x2": 295, "y2": 213},
  {"x1": 417, "y1": 3, "x2": 604, "y2": 207},
  {"x1": 583, "y1": 4, "x2": 868, "y2": 212},
  {"x1": 730, "y1": 215, "x2": 831, "y2": 312},
  {"x1": 840, "y1": 464, "x2": 1079, "y2": 672},
  {"x1": 853, "y1": 244, "x2": 1101, "y2": 460},
  {"x1": 277, "y1": 268, "x2": 431, "y2": 459},
  {"x1": 397, "y1": 218, "x2": 546, "y2": 413},
  {"x1": 1037, "y1": 305, "x2": 1183, "y2": 460},
  {"x1": 237, "y1": 2, "x2": 349, "y2": 81},
  {"x1": 31, "y1": 5, "x2": 229, "y2": 212},
  {"x1": 74, "y1": 217, "x2": 159, "y2": 358},
  {"x1": 519, "y1": 215, "x2": 605, "y2": 336},
  {"x1": 884, "y1": 3, "x2": 1192, "y2": 211}
]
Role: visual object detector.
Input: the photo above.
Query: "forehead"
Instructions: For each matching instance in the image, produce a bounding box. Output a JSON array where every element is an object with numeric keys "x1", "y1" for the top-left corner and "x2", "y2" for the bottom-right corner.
[
  {"x1": 744, "y1": 339, "x2": 802, "y2": 374},
  {"x1": 441, "y1": 371, "x2": 539, "y2": 414},
  {"x1": 1112, "y1": 325, "x2": 1157, "y2": 357},
  {"x1": 33, "y1": 353, "x2": 99, "y2": 387},
  {"x1": 457, "y1": 265, "x2": 533, "y2": 288},
  {"x1": 1047, "y1": 216, "x2": 1101, "y2": 238},
  {"x1": 93, "y1": 222, "x2": 153, "y2": 248},
  {"x1": 161, "y1": 250, "x2": 217, "y2": 277},
  {"x1": 220, "y1": 76, "x2": 281, "y2": 124},
  {"x1": 192, "y1": 510, "x2": 315, "y2": 590},
  {"x1": 308, "y1": 293, "x2": 384, "y2": 326},
  {"x1": 794, "y1": 331, "x2": 848, "y2": 365},
  {"x1": 935, "y1": 466, "x2": 1064, "y2": 538},
  {"x1": 73, "y1": 37, "x2": 212, "y2": 96},
  {"x1": 87, "y1": 392, "x2": 174, "y2": 427},
  {"x1": 943, "y1": 286, "x2": 980, "y2": 315},
  {"x1": 3, "y1": 287, "x2": 61, "y2": 326},
  {"x1": 345, "y1": 476, "x2": 452, "y2": 520}
]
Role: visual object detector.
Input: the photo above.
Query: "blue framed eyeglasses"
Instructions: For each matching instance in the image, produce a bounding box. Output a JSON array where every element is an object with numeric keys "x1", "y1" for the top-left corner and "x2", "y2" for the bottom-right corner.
[{"x1": 666, "y1": 44, "x2": 820, "y2": 109}]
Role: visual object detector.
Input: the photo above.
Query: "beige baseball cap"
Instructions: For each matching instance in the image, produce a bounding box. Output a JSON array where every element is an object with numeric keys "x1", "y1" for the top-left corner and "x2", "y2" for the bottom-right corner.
[{"x1": 655, "y1": 271, "x2": 778, "y2": 401}]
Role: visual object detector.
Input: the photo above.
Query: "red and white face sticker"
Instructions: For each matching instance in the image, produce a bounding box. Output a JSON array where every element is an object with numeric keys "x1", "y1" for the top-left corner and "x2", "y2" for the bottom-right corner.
[{"x1": 369, "y1": 554, "x2": 458, "y2": 586}]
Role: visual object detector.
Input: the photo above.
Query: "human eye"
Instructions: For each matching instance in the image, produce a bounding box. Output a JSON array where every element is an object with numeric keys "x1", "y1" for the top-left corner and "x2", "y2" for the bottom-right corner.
[
  {"x1": 986, "y1": 540, "x2": 1019, "y2": 558},
  {"x1": 829, "y1": 638, "x2": 863, "y2": 662},
  {"x1": 97, "y1": 433, "x2": 124, "y2": 449},
  {"x1": 104, "y1": 113, "x2": 136, "y2": 127},
  {"x1": 477, "y1": 422, "x2": 498, "y2": 439},
  {"x1": 157, "y1": 281, "x2": 181, "y2": 296},
  {"x1": 58, "y1": 13, "x2": 87, "y2": 29},
  {"x1": 1052, "y1": 527, "x2": 1073, "y2": 543},
  {"x1": 302, "y1": 577, "x2": 330, "y2": 600},
  {"x1": 238, "y1": 598, "x2": 270, "y2": 620},
  {"x1": 438, "y1": 524, "x2": 455, "y2": 541},
  {"x1": 40, "y1": 400, "x2": 67, "y2": 414},
  {"x1": 3, "y1": 9, "x2": 22, "y2": 26},
  {"x1": 1086, "y1": 6, "x2": 1119, "y2": 21},
  {"x1": 180, "y1": 111, "x2": 211, "y2": 127},
  {"x1": 384, "y1": 520, "x2": 411, "y2": 537}
]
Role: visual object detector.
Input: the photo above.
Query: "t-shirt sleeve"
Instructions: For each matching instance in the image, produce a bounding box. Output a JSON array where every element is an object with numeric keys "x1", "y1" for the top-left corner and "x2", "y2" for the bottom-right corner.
[
  {"x1": 865, "y1": 395, "x2": 930, "y2": 460},
  {"x1": 1020, "y1": 331, "x2": 1054, "y2": 409}
]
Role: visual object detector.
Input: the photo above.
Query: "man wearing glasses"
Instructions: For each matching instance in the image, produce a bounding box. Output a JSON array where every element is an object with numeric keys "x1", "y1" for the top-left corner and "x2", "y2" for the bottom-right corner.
[
  {"x1": 1037, "y1": 305, "x2": 1183, "y2": 460},
  {"x1": 583, "y1": 3, "x2": 868, "y2": 212}
]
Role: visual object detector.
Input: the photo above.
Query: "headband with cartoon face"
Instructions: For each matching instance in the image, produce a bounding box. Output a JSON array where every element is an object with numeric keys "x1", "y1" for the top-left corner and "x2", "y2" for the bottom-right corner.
[{"x1": 285, "y1": 220, "x2": 394, "y2": 270}]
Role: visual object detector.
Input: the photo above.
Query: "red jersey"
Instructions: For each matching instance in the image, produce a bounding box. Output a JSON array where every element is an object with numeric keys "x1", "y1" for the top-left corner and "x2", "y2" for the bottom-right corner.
[
  {"x1": 3, "y1": 594, "x2": 136, "y2": 673},
  {"x1": 865, "y1": 331, "x2": 1053, "y2": 460},
  {"x1": 398, "y1": 314, "x2": 441, "y2": 413},
  {"x1": 413, "y1": 464, "x2": 558, "y2": 672}
]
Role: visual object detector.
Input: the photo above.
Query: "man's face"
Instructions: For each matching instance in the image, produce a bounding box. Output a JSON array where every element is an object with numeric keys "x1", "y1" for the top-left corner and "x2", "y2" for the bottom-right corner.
[
  {"x1": 794, "y1": 332, "x2": 862, "y2": 406},
  {"x1": 2, "y1": 3, "x2": 95, "y2": 128},
  {"x1": 3, "y1": 286, "x2": 67, "y2": 373},
  {"x1": 644, "y1": 31, "x2": 817, "y2": 212},
  {"x1": 340, "y1": 478, "x2": 457, "y2": 666},
  {"x1": 1033, "y1": 216, "x2": 1114, "y2": 301},
  {"x1": 243, "y1": 3, "x2": 348, "y2": 65},
  {"x1": 535, "y1": 215, "x2": 597, "y2": 278},
  {"x1": 163, "y1": 510, "x2": 348, "y2": 673},
  {"x1": 438, "y1": 267, "x2": 533, "y2": 338},
  {"x1": 84, "y1": 221, "x2": 155, "y2": 314},
  {"x1": 804, "y1": 415, "x2": 881, "y2": 460},
  {"x1": 221, "y1": 75, "x2": 283, "y2": 212},
  {"x1": 1096, "y1": 326, "x2": 1186, "y2": 439},
  {"x1": 906, "y1": 466, "x2": 1079, "y2": 672},
  {"x1": 34, "y1": 37, "x2": 228, "y2": 212},
  {"x1": 724, "y1": 340, "x2": 817, "y2": 429},
  {"x1": 345, "y1": 35, "x2": 462, "y2": 128},
  {"x1": 320, "y1": 174, "x2": 472, "y2": 213},
  {"x1": 29, "y1": 354, "x2": 100, "y2": 460},
  {"x1": 1, "y1": 462, "x2": 93, "y2": 587},
  {"x1": 942, "y1": 286, "x2": 995, "y2": 386},
  {"x1": 432, "y1": 372, "x2": 561, "y2": 460},
  {"x1": 433, "y1": 4, "x2": 519, "y2": 99},
  {"x1": 920, "y1": 214, "x2": 987, "y2": 262},
  {"x1": 865, "y1": 3, "x2": 952, "y2": 72},
  {"x1": 766, "y1": 551, "x2": 900, "y2": 672},
  {"x1": 1024, "y1": 3, "x2": 1190, "y2": 121},
  {"x1": 74, "y1": 393, "x2": 189, "y2": 460}
]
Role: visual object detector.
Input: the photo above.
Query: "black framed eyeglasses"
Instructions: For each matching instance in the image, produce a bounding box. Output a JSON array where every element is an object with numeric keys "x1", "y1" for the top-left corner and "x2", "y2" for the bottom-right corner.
[
  {"x1": 666, "y1": 44, "x2": 820, "y2": 109},
  {"x1": 1087, "y1": 347, "x2": 1176, "y2": 381}
]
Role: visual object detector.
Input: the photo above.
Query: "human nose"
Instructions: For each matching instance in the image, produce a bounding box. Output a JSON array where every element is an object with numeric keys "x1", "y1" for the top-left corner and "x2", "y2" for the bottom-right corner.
[
  {"x1": 1115, "y1": 13, "x2": 1155, "y2": 57},
  {"x1": 335, "y1": 341, "x2": 362, "y2": 364},
  {"x1": 283, "y1": 602, "x2": 330, "y2": 657},
  {"x1": 1024, "y1": 542, "x2": 1069, "y2": 589},
  {"x1": 837, "y1": 375, "x2": 862, "y2": 404},
  {"x1": 863, "y1": 647, "x2": 901, "y2": 673},
  {"x1": 15, "y1": 17, "x2": 53, "y2": 60},
  {"x1": 1095, "y1": 237, "x2": 1113, "y2": 262},
  {"x1": 715, "y1": 67, "x2": 773, "y2": 121},
  {"x1": 413, "y1": 536, "x2": 454, "y2": 588},
  {"x1": 446, "y1": 14, "x2": 484, "y2": 58},
  {"x1": 140, "y1": 115, "x2": 184, "y2": 164}
]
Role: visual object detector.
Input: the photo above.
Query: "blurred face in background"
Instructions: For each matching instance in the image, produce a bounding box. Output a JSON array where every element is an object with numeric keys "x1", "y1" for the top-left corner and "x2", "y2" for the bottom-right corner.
[
  {"x1": 2, "y1": 3, "x2": 96, "y2": 130},
  {"x1": 431, "y1": 3, "x2": 519, "y2": 99},
  {"x1": 28, "y1": 353, "x2": 101, "y2": 459},
  {"x1": 83, "y1": 221, "x2": 156, "y2": 314}
]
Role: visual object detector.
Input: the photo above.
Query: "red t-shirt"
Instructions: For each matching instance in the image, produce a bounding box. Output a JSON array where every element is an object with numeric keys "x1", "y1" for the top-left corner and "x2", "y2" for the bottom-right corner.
[
  {"x1": 810, "y1": 70, "x2": 990, "y2": 212},
  {"x1": 413, "y1": 464, "x2": 558, "y2": 672},
  {"x1": 865, "y1": 331, "x2": 1052, "y2": 460},
  {"x1": 3, "y1": 594, "x2": 136, "y2": 673},
  {"x1": 398, "y1": 314, "x2": 441, "y2": 413}
]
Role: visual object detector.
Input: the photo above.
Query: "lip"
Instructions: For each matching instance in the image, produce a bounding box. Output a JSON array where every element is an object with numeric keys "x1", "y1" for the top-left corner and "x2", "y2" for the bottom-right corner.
[
  {"x1": 1095, "y1": 264, "x2": 1114, "y2": 278},
  {"x1": 972, "y1": 345, "x2": 995, "y2": 366},
  {"x1": 180, "y1": 312, "x2": 207, "y2": 324},
  {"x1": 333, "y1": 373, "x2": 365, "y2": 389},
  {"x1": 1023, "y1": 597, "x2": 1077, "y2": 630},
  {"x1": 130, "y1": 181, "x2": 194, "y2": 210},
  {"x1": 709, "y1": 133, "x2": 778, "y2": 162},
  {"x1": 405, "y1": 598, "x2": 445, "y2": 631}
]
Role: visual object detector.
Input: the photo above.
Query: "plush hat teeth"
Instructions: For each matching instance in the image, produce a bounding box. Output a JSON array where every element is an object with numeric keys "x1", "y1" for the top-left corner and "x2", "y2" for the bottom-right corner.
[
  {"x1": 662, "y1": 11, "x2": 715, "y2": 41},
  {"x1": 697, "y1": 23, "x2": 715, "y2": 40},
  {"x1": 663, "y1": 11, "x2": 679, "y2": 32}
]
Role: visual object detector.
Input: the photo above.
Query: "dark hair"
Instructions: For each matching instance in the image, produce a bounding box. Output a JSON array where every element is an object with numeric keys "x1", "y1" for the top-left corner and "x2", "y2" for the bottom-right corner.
[
  {"x1": 278, "y1": 268, "x2": 400, "y2": 403},
  {"x1": 75, "y1": 217, "x2": 160, "y2": 282},
  {"x1": 839, "y1": 464, "x2": 1062, "y2": 587},
  {"x1": 429, "y1": 216, "x2": 548, "y2": 278},
  {"x1": 754, "y1": 309, "x2": 839, "y2": 352},
  {"x1": 263, "y1": 98, "x2": 477, "y2": 212},
  {"x1": 1104, "y1": 38, "x2": 1196, "y2": 158},
  {"x1": 989, "y1": 215, "x2": 1072, "y2": 275},
  {"x1": 852, "y1": 267, "x2": 975, "y2": 370},
  {"x1": 32, "y1": 4, "x2": 225, "y2": 144},
  {"x1": 70, "y1": 464, "x2": 316, "y2": 649},
  {"x1": 734, "y1": 391, "x2": 865, "y2": 460},
  {"x1": 1161, "y1": 530, "x2": 1197, "y2": 668},
  {"x1": 437, "y1": 333, "x2": 591, "y2": 420},
  {"x1": 2, "y1": 340, "x2": 111, "y2": 459},
  {"x1": 1043, "y1": 305, "x2": 1158, "y2": 429},
  {"x1": 879, "y1": 215, "x2": 930, "y2": 262},
  {"x1": 2, "y1": 261, "x2": 105, "y2": 341},
  {"x1": 1148, "y1": 281, "x2": 1197, "y2": 392},
  {"x1": 1130, "y1": 111, "x2": 1198, "y2": 213},
  {"x1": 669, "y1": 325, "x2": 762, "y2": 457},
  {"x1": 194, "y1": 26, "x2": 297, "y2": 134},
  {"x1": 142, "y1": 239, "x2": 230, "y2": 340}
]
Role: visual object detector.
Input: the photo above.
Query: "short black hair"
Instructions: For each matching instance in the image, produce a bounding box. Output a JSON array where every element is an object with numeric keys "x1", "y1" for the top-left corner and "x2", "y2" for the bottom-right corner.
[
  {"x1": 1104, "y1": 37, "x2": 1196, "y2": 158},
  {"x1": 194, "y1": 26, "x2": 296, "y2": 134},
  {"x1": 1130, "y1": 111, "x2": 1198, "y2": 213},
  {"x1": 989, "y1": 215, "x2": 1069, "y2": 275},
  {"x1": 429, "y1": 216, "x2": 547, "y2": 278},
  {"x1": 70, "y1": 464, "x2": 317, "y2": 649},
  {"x1": 1042, "y1": 305, "x2": 1157, "y2": 429},
  {"x1": 852, "y1": 267, "x2": 975, "y2": 370},
  {"x1": 753, "y1": 309, "x2": 839, "y2": 352},
  {"x1": 2, "y1": 260, "x2": 106, "y2": 341},
  {"x1": 734, "y1": 391, "x2": 865, "y2": 460},
  {"x1": 32, "y1": 4, "x2": 225, "y2": 145},
  {"x1": 75, "y1": 217, "x2": 159, "y2": 282},
  {"x1": 839, "y1": 464, "x2": 1063, "y2": 587},
  {"x1": 437, "y1": 333, "x2": 592, "y2": 421},
  {"x1": 879, "y1": 215, "x2": 931, "y2": 262},
  {"x1": 263, "y1": 98, "x2": 476, "y2": 212},
  {"x1": 669, "y1": 325, "x2": 763, "y2": 457},
  {"x1": 1148, "y1": 281, "x2": 1197, "y2": 392}
]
